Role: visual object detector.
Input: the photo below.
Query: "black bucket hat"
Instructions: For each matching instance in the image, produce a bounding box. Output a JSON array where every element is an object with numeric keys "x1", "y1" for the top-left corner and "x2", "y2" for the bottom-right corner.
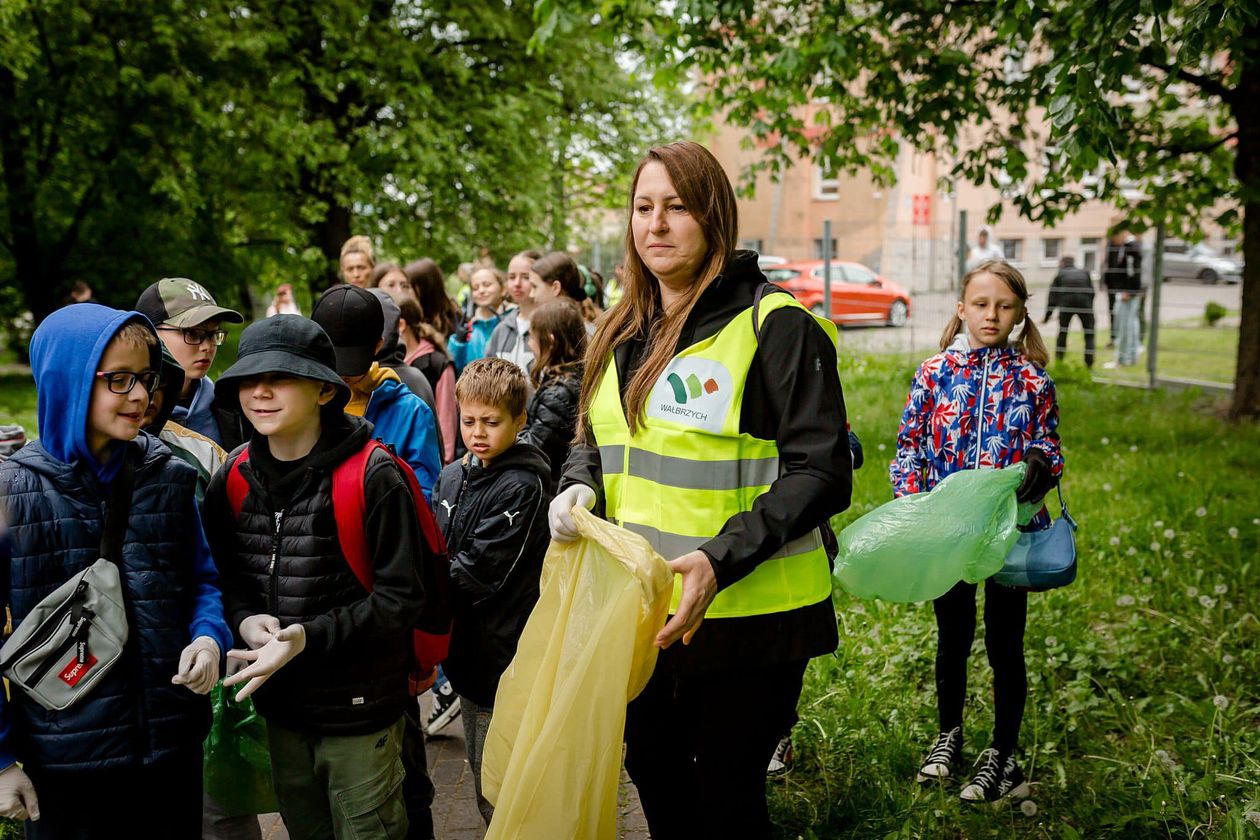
[
  {"x1": 215, "y1": 315, "x2": 350, "y2": 412},
  {"x1": 311, "y1": 284, "x2": 384, "y2": 377}
]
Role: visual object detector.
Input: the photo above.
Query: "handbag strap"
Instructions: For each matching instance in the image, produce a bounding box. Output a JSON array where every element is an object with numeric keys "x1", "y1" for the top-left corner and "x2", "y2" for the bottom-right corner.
[{"x1": 100, "y1": 447, "x2": 137, "y2": 564}]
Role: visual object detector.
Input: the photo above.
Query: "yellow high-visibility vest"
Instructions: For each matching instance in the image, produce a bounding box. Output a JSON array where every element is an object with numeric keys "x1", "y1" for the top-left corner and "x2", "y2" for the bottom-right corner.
[{"x1": 589, "y1": 292, "x2": 836, "y2": 618}]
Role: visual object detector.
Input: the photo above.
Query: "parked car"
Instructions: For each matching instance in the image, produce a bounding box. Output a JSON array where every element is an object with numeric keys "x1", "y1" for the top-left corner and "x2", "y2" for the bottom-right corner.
[
  {"x1": 757, "y1": 254, "x2": 788, "y2": 269},
  {"x1": 764, "y1": 260, "x2": 912, "y2": 327},
  {"x1": 1161, "y1": 241, "x2": 1242, "y2": 285}
]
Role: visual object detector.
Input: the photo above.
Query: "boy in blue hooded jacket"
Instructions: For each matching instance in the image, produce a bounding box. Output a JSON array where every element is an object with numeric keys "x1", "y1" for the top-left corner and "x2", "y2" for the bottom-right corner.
[{"x1": 0, "y1": 305, "x2": 232, "y2": 839}]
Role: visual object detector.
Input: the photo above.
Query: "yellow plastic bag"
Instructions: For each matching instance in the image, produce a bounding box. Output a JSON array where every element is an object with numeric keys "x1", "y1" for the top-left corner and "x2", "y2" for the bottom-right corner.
[{"x1": 482, "y1": 506, "x2": 673, "y2": 840}]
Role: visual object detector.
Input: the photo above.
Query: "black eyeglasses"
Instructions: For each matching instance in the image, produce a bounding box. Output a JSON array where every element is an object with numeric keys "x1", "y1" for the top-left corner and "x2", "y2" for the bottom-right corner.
[
  {"x1": 158, "y1": 326, "x2": 227, "y2": 346},
  {"x1": 95, "y1": 370, "x2": 162, "y2": 395}
]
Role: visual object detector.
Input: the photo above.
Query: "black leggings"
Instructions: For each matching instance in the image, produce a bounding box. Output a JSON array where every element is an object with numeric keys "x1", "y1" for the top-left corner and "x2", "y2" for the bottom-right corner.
[{"x1": 933, "y1": 579, "x2": 1028, "y2": 753}]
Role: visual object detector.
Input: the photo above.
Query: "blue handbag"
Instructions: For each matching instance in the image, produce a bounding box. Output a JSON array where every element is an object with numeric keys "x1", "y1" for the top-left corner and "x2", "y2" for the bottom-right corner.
[{"x1": 994, "y1": 484, "x2": 1077, "y2": 591}]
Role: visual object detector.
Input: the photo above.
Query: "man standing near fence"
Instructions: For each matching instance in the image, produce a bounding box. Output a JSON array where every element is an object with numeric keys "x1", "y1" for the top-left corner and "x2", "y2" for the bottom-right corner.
[
  {"x1": 1044, "y1": 255, "x2": 1096, "y2": 368},
  {"x1": 1103, "y1": 225, "x2": 1143, "y2": 368}
]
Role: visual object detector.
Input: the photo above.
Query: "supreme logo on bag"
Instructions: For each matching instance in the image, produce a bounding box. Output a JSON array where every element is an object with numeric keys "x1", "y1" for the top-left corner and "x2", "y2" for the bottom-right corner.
[{"x1": 59, "y1": 653, "x2": 98, "y2": 687}]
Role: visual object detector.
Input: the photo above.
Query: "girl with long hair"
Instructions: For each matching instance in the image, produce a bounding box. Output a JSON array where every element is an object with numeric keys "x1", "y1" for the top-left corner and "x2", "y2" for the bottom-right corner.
[
  {"x1": 399, "y1": 297, "x2": 457, "y2": 464},
  {"x1": 521, "y1": 300, "x2": 587, "y2": 483},
  {"x1": 448, "y1": 268, "x2": 504, "y2": 374},
  {"x1": 485, "y1": 249, "x2": 543, "y2": 372}
]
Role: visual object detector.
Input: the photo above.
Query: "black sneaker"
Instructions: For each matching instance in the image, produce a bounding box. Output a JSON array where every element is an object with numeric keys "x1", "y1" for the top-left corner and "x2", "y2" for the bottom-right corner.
[
  {"x1": 767, "y1": 735, "x2": 793, "y2": 776},
  {"x1": 959, "y1": 748, "x2": 1030, "y2": 804},
  {"x1": 917, "y1": 726, "x2": 962, "y2": 784},
  {"x1": 425, "y1": 680, "x2": 461, "y2": 737}
]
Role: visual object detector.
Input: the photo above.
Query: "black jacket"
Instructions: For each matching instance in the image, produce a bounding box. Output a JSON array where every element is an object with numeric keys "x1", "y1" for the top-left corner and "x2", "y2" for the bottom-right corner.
[
  {"x1": 433, "y1": 443, "x2": 553, "y2": 707},
  {"x1": 203, "y1": 414, "x2": 426, "y2": 735},
  {"x1": 1045, "y1": 266, "x2": 1095, "y2": 320},
  {"x1": 560, "y1": 250, "x2": 849, "y2": 670},
  {"x1": 522, "y1": 364, "x2": 583, "y2": 484},
  {"x1": 1103, "y1": 238, "x2": 1143, "y2": 293}
]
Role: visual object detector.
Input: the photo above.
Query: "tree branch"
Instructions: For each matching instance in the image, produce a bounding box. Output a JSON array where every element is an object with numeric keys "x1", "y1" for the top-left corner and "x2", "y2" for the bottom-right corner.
[
  {"x1": 1159, "y1": 131, "x2": 1239, "y2": 158},
  {"x1": 1145, "y1": 60, "x2": 1235, "y2": 105}
]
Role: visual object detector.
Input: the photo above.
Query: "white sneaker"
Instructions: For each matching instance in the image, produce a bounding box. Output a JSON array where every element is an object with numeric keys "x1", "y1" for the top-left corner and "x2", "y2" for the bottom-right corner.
[
  {"x1": 425, "y1": 681, "x2": 461, "y2": 736},
  {"x1": 767, "y1": 735, "x2": 793, "y2": 776}
]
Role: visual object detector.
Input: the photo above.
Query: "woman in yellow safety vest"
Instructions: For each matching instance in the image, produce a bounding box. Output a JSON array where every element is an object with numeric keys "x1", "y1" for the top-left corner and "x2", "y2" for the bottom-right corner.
[{"x1": 548, "y1": 141, "x2": 853, "y2": 839}]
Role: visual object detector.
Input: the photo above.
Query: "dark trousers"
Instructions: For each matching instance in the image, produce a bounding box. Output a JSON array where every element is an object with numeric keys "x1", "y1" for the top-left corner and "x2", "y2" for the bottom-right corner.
[
  {"x1": 402, "y1": 701, "x2": 436, "y2": 840},
  {"x1": 933, "y1": 579, "x2": 1028, "y2": 753},
  {"x1": 1055, "y1": 310, "x2": 1096, "y2": 368},
  {"x1": 1106, "y1": 290, "x2": 1117, "y2": 343},
  {"x1": 25, "y1": 748, "x2": 202, "y2": 840},
  {"x1": 624, "y1": 656, "x2": 808, "y2": 840}
]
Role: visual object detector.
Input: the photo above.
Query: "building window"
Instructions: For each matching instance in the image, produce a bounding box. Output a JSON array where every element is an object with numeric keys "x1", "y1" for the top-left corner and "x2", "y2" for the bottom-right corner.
[
  {"x1": 813, "y1": 238, "x2": 838, "y2": 260},
  {"x1": 814, "y1": 165, "x2": 839, "y2": 201},
  {"x1": 1043, "y1": 238, "x2": 1062, "y2": 263},
  {"x1": 740, "y1": 238, "x2": 764, "y2": 253},
  {"x1": 1080, "y1": 237, "x2": 1100, "y2": 274},
  {"x1": 1000, "y1": 239, "x2": 1023, "y2": 262}
]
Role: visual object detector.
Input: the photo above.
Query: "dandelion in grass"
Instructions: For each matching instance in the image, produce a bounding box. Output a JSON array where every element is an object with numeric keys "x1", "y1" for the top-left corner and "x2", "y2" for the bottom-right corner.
[
  {"x1": 877, "y1": 443, "x2": 886, "y2": 452},
  {"x1": 1199, "y1": 595, "x2": 1216, "y2": 609},
  {"x1": 1109, "y1": 536, "x2": 1121, "y2": 546},
  {"x1": 1177, "y1": 471, "x2": 1185, "y2": 478},
  {"x1": 1142, "y1": 575, "x2": 1153, "y2": 585},
  {"x1": 1127, "y1": 547, "x2": 1138, "y2": 556},
  {"x1": 1103, "y1": 482, "x2": 1113, "y2": 492},
  {"x1": 1154, "y1": 520, "x2": 1164, "y2": 528},
  {"x1": 1101, "y1": 437, "x2": 1110, "y2": 445},
  {"x1": 1214, "y1": 584, "x2": 1227, "y2": 595},
  {"x1": 1129, "y1": 445, "x2": 1138, "y2": 452},
  {"x1": 1151, "y1": 542, "x2": 1161, "y2": 552},
  {"x1": 1253, "y1": 518, "x2": 1259, "y2": 526},
  {"x1": 1186, "y1": 586, "x2": 1199, "y2": 598},
  {"x1": 1228, "y1": 527, "x2": 1239, "y2": 539},
  {"x1": 1163, "y1": 528, "x2": 1175, "y2": 540},
  {"x1": 1045, "y1": 636, "x2": 1057, "y2": 647},
  {"x1": 1116, "y1": 595, "x2": 1136, "y2": 607},
  {"x1": 1139, "y1": 595, "x2": 1152, "y2": 604},
  {"x1": 860, "y1": 645, "x2": 873, "y2": 656},
  {"x1": 1224, "y1": 601, "x2": 1233, "y2": 610},
  {"x1": 1223, "y1": 654, "x2": 1235, "y2": 665},
  {"x1": 1196, "y1": 506, "x2": 1207, "y2": 517},
  {"x1": 1020, "y1": 800, "x2": 1038, "y2": 817},
  {"x1": 1213, "y1": 695, "x2": 1229, "y2": 711}
]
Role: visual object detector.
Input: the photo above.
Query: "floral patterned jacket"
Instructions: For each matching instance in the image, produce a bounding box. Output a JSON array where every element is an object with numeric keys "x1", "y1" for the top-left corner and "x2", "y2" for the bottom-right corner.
[{"x1": 890, "y1": 335, "x2": 1063, "y2": 527}]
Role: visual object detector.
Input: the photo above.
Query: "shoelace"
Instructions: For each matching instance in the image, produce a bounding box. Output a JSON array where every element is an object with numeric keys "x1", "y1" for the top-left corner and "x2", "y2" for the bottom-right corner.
[
  {"x1": 969, "y1": 748, "x2": 1003, "y2": 791},
  {"x1": 925, "y1": 728, "x2": 960, "y2": 766}
]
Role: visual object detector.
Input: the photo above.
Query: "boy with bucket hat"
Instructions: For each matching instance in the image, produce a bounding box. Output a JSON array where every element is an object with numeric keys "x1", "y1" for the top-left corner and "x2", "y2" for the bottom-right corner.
[
  {"x1": 202, "y1": 315, "x2": 429, "y2": 839},
  {"x1": 136, "y1": 278, "x2": 243, "y2": 446}
]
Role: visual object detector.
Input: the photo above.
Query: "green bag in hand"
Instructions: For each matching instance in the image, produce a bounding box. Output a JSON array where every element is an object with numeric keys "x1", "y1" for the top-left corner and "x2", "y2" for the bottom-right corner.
[
  {"x1": 835, "y1": 463, "x2": 1034, "y2": 603},
  {"x1": 203, "y1": 683, "x2": 278, "y2": 817}
]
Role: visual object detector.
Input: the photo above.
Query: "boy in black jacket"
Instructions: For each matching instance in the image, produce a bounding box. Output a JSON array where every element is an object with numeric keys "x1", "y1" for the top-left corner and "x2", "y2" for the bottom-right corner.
[
  {"x1": 202, "y1": 315, "x2": 426, "y2": 839},
  {"x1": 433, "y1": 357, "x2": 553, "y2": 825}
]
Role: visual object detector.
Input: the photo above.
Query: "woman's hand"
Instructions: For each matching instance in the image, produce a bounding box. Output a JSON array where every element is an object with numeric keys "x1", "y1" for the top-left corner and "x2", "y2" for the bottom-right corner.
[{"x1": 655, "y1": 550, "x2": 718, "y2": 649}]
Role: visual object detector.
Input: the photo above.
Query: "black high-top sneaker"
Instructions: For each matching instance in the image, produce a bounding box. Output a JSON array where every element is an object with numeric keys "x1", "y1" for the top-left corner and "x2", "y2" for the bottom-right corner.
[
  {"x1": 959, "y1": 747, "x2": 1031, "y2": 804},
  {"x1": 916, "y1": 726, "x2": 963, "y2": 784}
]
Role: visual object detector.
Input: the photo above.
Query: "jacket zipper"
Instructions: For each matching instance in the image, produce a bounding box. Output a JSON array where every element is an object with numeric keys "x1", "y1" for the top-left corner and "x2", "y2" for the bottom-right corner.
[
  {"x1": 973, "y1": 353, "x2": 991, "y2": 469},
  {"x1": 269, "y1": 510, "x2": 285, "y2": 616}
]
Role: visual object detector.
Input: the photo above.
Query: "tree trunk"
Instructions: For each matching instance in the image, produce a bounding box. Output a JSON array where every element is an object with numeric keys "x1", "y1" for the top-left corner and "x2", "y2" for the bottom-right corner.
[{"x1": 1229, "y1": 23, "x2": 1260, "y2": 420}]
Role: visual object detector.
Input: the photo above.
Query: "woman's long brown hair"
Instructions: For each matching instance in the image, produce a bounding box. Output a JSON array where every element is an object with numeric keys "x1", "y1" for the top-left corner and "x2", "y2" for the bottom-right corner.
[
  {"x1": 941, "y1": 260, "x2": 1050, "y2": 367},
  {"x1": 577, "y1": 141, "x2": 738, "y2": 438}
]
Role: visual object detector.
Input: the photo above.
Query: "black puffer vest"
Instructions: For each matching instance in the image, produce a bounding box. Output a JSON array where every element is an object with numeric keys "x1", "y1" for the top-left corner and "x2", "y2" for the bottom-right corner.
[
  {"x1": 0, "y1": 436, "x2": 210, "y2": 771},
  {"x1": 222, "y1": 421, "x2": 412, "y2": 735}
]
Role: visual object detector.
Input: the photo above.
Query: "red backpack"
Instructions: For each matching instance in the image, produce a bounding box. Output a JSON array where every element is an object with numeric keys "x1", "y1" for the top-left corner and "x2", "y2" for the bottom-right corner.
[{"x1": 225, "y1": 440, "x2": 451, "y2": 695}]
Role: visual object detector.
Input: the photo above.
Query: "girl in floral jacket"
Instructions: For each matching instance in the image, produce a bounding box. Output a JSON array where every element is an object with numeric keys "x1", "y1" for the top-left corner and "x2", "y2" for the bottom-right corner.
[{"x1": 891, "y1": 260, "x2": 1063, "y2": 805}]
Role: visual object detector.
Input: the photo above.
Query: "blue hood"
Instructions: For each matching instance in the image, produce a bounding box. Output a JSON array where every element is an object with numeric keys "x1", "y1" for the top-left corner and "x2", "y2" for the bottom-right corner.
[{"x1": 29, "y1": 305, "x2": 160, "y2": 481}]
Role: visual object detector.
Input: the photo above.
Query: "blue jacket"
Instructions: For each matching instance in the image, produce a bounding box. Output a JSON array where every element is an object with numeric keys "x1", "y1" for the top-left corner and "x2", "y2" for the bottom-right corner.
[
  {"x1": 365, "y1": 378, "x2": 441, "y2": 503},
  {"x1": 170, "y1": 375, "x2": 223, "y2": 445},
  {"x1": 0, "y1": 305, "x2": 231, "y2": 771},
  {"x1": 448, "y1": 315, "x2": 501, "y2": 375}
]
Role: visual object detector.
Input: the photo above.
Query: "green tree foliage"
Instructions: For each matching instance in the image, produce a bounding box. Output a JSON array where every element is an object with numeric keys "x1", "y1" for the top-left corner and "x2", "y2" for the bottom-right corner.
[
  {"x1": 541, "y1": 0, "x2": 1260, "y2": 419},
  {"x1": 0, "y1": 0, "x2": 680, "y2": 325}
]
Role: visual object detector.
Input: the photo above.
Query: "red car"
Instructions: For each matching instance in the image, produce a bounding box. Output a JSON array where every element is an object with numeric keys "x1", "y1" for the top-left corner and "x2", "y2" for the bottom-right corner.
[{"x1": 764, "y1": 260, "x2": 912, "y2": 327}]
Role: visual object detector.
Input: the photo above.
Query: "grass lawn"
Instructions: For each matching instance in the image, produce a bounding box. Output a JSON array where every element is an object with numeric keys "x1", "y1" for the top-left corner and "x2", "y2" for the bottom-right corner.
[
  {"x1": 775, "y1": 353, "x2": 1260, "y2": 838},
  {"x1": 1056, "y1": 319, "x2": 1238, "y2": 386}
]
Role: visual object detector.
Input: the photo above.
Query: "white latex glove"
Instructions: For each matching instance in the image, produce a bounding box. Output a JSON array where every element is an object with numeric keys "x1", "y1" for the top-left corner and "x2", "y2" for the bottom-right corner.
[
  {"x1": 548, "y1": 484, "x2": 596, "y2": 542},
  {"x1": 171, "y1": 636, "x2": 221, "y2": 695},
  {"x1": 239, "y1": 614, "x2": 281, "y2": 650},
  {"x1": 224, "y1": 624, "x2": 307, "y2": 702},
  {"x1": 0, "y1": 764, "x2": 39, "y2": 821}
]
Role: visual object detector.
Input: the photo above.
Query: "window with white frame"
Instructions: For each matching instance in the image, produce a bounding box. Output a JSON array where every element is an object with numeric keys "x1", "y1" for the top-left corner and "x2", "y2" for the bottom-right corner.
[
  {"x1": 1043, "y1": 238, "x2": 1063, "y2": 263},
  {"x1": 1000, "y1": 239, "x2": 1023, "y2": 262},
  {"x1": 1080, "y1": 237, "x2": 1100, "y2": 274},
  {"x1": 814, "y1": 164, "x2": 839, "y2": 200},
  {"x1": 812, "y1": 238, "x2": 839, "y2": 260}
]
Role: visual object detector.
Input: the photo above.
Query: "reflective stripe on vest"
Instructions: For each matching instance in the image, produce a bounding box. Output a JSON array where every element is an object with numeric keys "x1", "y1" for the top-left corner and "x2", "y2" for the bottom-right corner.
[{"x1": 589, "y1": 291, "x2": 837, "y2": 618}]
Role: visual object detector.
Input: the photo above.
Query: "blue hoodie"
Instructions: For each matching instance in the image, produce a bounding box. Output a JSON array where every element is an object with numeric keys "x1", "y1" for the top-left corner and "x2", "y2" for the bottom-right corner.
[
  {"x1": 170, "y1": 374, "x2": 223, "y2": 445},
  {"x1": 448, "y1": 314, "x2": 502, "y2": 375},
  {"x1": 0, "y1": 306, "x2": 231, "y2": 771},
  {"x1": 365, "y1": 377, "x2": 442, "y2": 502}
]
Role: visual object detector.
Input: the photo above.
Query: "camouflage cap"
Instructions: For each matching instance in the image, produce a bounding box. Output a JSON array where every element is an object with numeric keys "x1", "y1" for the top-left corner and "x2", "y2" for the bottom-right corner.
[{"x1": 135, "y1": 277, "x2": 243, "y2": 328}]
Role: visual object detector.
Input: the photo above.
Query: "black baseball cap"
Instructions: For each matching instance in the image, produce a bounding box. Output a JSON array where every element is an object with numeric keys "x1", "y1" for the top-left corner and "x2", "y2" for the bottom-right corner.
[
  {"x1": 310, "y1": 284, "x2": 384, "y2": 377},
  {"x1": 216, "y1": 315, "x2": 350, "y2": 412},
  {"x1": 136, "y1": 278, "x2": 243, "y2": 328}
]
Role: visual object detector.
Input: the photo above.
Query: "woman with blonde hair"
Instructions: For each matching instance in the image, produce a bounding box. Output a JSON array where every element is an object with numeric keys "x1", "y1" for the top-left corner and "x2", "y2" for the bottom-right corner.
[
  {"x1": 548, "y1": 141, "x2": 852, "y2": 838},
  {"x1": 339, "y1": 235, "x2": 374, "y2": 288}
]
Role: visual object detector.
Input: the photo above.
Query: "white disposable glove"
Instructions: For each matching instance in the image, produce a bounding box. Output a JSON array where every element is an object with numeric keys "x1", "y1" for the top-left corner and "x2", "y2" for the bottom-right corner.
[
  {"x1": 239, "y1": 614, "x2": 281, "y2": 650},
  {"x1": 171, "y1": 636, "x2": 221, "y2": 695},
  {"x1": 548, "y1": 484, "x2": 596, "y2": 542},
  {"x1": 0, "y1": 764, "x2": 39, "y2": 821},
  {"x1": 224, "y1": 624, "x2": 307, "y2": 702}
]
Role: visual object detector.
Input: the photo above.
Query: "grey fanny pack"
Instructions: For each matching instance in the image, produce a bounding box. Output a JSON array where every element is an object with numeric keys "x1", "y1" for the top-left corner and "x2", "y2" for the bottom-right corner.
[{"x1": 0, "y1": 454, "x2": 134, "y2": 710}]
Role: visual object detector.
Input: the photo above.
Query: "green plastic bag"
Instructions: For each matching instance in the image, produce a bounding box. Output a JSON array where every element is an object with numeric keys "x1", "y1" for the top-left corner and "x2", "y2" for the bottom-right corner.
[
  {"x1": 834, "y1": 463, "x2": 1033, "y2": 603},
  {"x1": 203, "y1": 683, "x2": 278, "y2": 817}
]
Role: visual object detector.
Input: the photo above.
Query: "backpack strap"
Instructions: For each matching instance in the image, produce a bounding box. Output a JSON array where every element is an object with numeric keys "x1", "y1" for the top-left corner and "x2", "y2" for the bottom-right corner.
[
  {"x1": 100, "y1": 448, "x2": 137, "y2": 564},
  {"x1": 225, "y1": 448, "x2": 252, "y2": 520},
  {"x1": 752, "y1": 283, "x2": 771, "y2": 345},
  {"x1": 331, "y1": 442, "x2": 376, "y2": 593}
]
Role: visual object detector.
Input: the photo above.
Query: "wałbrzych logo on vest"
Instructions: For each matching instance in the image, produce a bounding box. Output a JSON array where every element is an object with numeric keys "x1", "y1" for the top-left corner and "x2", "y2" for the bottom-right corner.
[{"x1": 647, "y1": 358, "x2": 734, "y2": 434}]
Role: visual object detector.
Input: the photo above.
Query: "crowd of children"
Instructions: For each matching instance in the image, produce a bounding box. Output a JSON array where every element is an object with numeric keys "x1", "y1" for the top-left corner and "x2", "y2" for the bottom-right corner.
[{"x1": 0, "y1": 240, "x2": 1062, "y2": 838}]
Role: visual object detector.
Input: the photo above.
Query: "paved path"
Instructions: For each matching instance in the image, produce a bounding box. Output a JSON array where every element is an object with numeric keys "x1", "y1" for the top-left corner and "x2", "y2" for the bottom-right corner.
[{"x1": 257, "y1": 692, "x2": 648, "y2": 839}]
